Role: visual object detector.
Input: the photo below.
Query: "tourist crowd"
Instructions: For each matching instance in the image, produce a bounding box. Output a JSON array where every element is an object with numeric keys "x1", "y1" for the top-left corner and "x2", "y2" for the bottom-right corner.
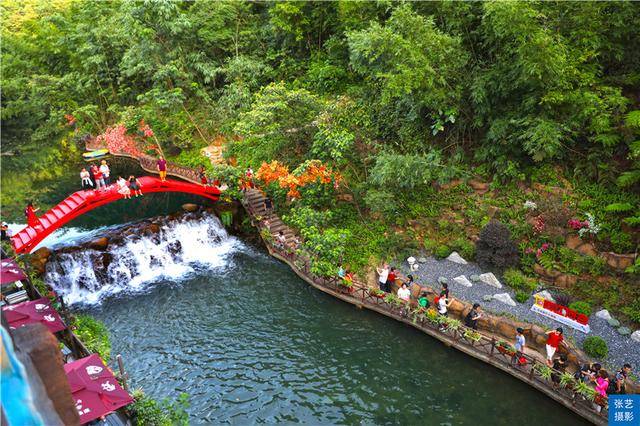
[
  {"x1": 372, "y1": 264, "x2": 634, "y2": 410},
  {"x1": 78, "y1": 160, "x2": 145, "y2": 199}
]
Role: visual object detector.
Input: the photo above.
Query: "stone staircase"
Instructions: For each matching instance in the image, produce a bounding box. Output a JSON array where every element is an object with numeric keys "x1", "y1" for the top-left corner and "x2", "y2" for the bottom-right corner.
[{"x1": 244, "y1": 188, "x2": 297, "y2": 245}]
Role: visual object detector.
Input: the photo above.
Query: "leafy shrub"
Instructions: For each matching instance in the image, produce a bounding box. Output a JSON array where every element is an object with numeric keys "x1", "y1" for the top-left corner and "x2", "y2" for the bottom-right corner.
[
  {"x1": 604, "y1": 202, "x2": 634, "y2": 213},
  {"x1": 363, "y1": 189, "x2": 399, "y2": 216},
  {"x1": 515, "y1": 291, "x2": 530, "y2": 303},
  {"x1": 503, "y1": 268, "x2": 537, "y2": 292},
  {"x1": 569, "y1": 301, "x2": 592, "y2": 317},
  {"x1": 451, "y1": 237, "x2": 475, "y2": 260},
  {"x1": 129, "y1": 389, "x2": 189, "y2": 426},
  {"x1": 423, "y1": 238, "x2": 439, "y2": 253},
  {"x1": 552, "y1": 292, "x2": 573, "y2": 307},
  {"x1": 73, "y1": 314, "x2": 111, "y2": 361},
  {"x1": 608, "y1": 230, "x2": 634, "y2": 253},
  {"x1": 435, "y1": 245, "x2": 450, "y2": 259},
  {"x1": 575, "y1": 255, "x2": 606, "y2": 276},
  {"x1": 582, "y1": 336, "x2": 608, "y2": 359},
  {"x1": 621, "y1": 299, "x2": 640, "y2": 323},
  {"x1": 219, "y1": 211, "x2": 233, "y2": 227},
  {"x1": 536, "y1": 195, "x2": 572, "y2": 227},
  {"x1": 475, "y1": 221, "x2": 519, "y2": 271}
]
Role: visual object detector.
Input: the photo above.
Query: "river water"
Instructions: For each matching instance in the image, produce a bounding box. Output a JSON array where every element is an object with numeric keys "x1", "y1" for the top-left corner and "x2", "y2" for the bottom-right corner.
[{"x1": 42, "y1": 205, "x2": 588, "y2": 425}]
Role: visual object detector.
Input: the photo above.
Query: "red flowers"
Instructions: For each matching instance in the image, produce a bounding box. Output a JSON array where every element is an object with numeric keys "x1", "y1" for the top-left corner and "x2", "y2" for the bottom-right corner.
[
  {"x1": 532, "y1": 215, "x2": 545, "y2": 234},
  {"x1": 568, "y1": 218, "x2": 589, "y2": 230},
  {"x1": 95, "y1": 124, "x2": 143, "y2": 157},
  {"x1": 138, "y1": 120, "x2": 154, "y2": 138},
  {"x1": 526, "y1": 242, "x2": 551, "y2": 258}
]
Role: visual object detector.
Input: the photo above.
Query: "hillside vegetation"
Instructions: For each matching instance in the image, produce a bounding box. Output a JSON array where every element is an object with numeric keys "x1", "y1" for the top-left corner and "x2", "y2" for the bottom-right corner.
[{"x1": 2, "y1": 1, "x2": 638, "y2": 322}]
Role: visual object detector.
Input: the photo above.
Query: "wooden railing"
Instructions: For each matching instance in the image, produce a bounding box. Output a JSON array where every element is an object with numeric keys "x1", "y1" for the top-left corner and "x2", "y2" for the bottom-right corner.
[
  {"x1": 90, "y1": 139, "x2": 609, "y2": 425},
  {"x1": 86, "y1": 140, "x2": 203, "y2": 185},
  {"x1": 243, "y1": 197, "x2": 609, "y2": 426}
]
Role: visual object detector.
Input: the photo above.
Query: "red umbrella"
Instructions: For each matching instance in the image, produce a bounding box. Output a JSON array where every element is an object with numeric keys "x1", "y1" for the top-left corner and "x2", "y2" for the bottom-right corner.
[
  {"x1": 2, "y1": 297, "x2": 67, "y2": 333},
  {"x1": 64, "y1": 354, "x2": 133, "y2": 424},
  {"x1": 1, "y1": 258, "x2": 27, "y2": 286}
]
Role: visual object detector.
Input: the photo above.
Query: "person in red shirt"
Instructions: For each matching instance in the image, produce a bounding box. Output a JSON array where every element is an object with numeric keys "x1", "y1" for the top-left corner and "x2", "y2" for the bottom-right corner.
[
  {"x1": 385, "y1": 267, "x2": 396, "y2": 293},
  {"x1": 91, "y1": 164, "x2": 105, "y2": 190},
  {"x1": 545, "y1": 327, "x2": 564, "y2": 366}
]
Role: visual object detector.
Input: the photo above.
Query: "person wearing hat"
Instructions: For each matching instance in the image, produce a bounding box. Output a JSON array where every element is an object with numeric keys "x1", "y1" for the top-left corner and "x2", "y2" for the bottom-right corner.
[{"x1": 545, "y1": 327, "x2": 564, "y2": 367}]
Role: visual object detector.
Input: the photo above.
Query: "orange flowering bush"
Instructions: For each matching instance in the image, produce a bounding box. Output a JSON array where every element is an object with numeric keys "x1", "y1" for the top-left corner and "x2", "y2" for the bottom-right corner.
[{"x1": 257, "y1": 160, "x2": 341, "y2": 200}]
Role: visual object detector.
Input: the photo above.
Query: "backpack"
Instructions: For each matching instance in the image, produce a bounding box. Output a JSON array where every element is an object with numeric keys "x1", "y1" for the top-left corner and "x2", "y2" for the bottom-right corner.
[{"x1": 434, "y1": 296, "x2": 440, "y2": 305}]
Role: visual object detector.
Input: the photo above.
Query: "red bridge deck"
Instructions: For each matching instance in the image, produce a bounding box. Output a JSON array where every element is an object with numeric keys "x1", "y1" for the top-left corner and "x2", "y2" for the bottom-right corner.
[{"x1": 11, "y1": 176, "x2": 221, "y2": 254}]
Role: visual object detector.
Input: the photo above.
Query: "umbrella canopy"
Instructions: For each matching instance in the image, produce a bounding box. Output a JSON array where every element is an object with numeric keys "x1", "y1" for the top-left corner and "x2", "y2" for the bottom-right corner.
[
  {"x1": 1, "y1": 258, "x2": 27, "y2": 286},
  {"x1": 2, "y1": 297, "x2": 67, "y2": 334},
  {"x1": 64, "y1": 354, "x2": 133, "y2": 424}
]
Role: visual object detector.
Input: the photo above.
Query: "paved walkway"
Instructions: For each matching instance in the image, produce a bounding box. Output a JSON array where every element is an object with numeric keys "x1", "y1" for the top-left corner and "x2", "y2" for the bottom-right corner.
[{"x1": 399, "y1": 254, "x2": 639, "y2": 373}]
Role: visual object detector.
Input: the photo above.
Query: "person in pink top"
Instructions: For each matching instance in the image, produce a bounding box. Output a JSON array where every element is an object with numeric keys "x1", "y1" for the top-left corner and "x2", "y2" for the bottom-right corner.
[
  {"x1": 594, "y1": 369, "x2": 609, "y2": 412},
  {"x1": 595, "y1": 370, "x2": 609, "y2": 397}
]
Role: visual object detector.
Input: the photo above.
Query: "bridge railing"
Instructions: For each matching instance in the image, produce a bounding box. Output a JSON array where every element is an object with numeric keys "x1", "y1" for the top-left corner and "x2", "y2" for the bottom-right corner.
[{"x1": 247, "y1": 210, "x2": 609, "y2": 425}]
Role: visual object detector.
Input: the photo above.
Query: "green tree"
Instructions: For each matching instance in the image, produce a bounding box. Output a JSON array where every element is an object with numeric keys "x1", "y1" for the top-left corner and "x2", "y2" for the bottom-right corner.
[{"x1": 231, "y1": 82, "x2": 322, "y2": 166}]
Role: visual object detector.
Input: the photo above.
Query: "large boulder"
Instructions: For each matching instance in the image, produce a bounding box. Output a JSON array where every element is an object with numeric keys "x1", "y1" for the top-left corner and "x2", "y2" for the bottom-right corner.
[
  {"x1": 182, "y1": 203, "x2": 199, "y2": 212},
  {"x1": 88, "y1": 237, "x2": 109, "y2": 251},
  {"x1": 595, "y1": 309, "x2": 613, "y2": 322},
  {"x1": 496, "y1": 318, "x2": 517, "y2": 339},
  {"x1": 32, "y1": 246, "x2": 51, "y2": 261},
  {"x1": 453, "y1": 275, "x2": 473, "y2": 287},
  {"x1": 602, "y1": 252, "x2": 636, "y2": 271},
  {"x1": 446, "y1": 251, "x2": 468, "y2": 265},
  {"x1": 555, "y1": 273, "x2": 578, "y2": 288},
  {"x1": 479, "y1": 272, "x2": 502, "y2": 288},
  {"x1": 566, "y1": 234, "x2": 582, "y2": 250},
  {"x1": 493, "y1": 293, "x2": 516, "y2": 306},
  {"x1": 468, "y1": 179, "x2": 489, "y2": 192},
  {"x1": 449, "y1": 299, "x2": 467, "y2": 317}
]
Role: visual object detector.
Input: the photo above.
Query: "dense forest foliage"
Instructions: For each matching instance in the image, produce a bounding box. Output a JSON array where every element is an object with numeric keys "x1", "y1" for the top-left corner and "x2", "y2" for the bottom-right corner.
[{"x1": 2, "y1": 1, "x2": 639, "y2": 321}]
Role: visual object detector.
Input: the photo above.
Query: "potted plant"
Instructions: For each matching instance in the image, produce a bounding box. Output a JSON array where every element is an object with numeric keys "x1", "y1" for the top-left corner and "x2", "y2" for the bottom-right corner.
[
  {"x1": 445, "y1": 318, "x2": 462, "y2": 331},
  {"x1": 425, "y1": 308, "x2": 440, "y2": 324},
  {"x1": 496, "y1": 340, "x2": 515, "y2": 356},
  {"x1": 463, "y1": 329, "x2": 482, "y2": 343},
  {"x1": 534, "y1": 363, "x2": 553, "y2": 381},
  {"x1": 574, "y1": 380, "x2": 597, "y2": 402},
  {"x1": 337, "y1": 278, "x2": 355, "y2": 294},
  {"x1": 368, "y1": 288, "x2": 386, "y2": 299},
  {"x1": 559, "y1": 372, "x2": 576, "y2": 390}
]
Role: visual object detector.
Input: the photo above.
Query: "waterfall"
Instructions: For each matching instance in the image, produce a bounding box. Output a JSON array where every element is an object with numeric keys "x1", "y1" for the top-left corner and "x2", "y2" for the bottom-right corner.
[{"x1": 44, "y1": 213, "x2": 243, "y2": 305}]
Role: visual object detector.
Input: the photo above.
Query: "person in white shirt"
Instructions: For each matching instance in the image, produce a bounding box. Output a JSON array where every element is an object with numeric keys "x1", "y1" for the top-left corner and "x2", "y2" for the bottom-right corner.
[
  {"x1": 80, "y1": 168, "x2": 93, "y2": 189},
  {"x1": 99, "y1": 160, "x2": 111, "y2": 185},
  {"x1": 397, "y1": 283, "x2": 411, "y2": 302},
  {"x1": 376, "y1": 263, "x2": 389, "y2": 291},
  {"x1": 438, "y1": 295, "x2": 454, "y2": 316}
]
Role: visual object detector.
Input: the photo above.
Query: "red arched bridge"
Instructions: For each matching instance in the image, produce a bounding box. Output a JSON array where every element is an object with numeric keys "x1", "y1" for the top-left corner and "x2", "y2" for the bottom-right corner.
[{"x1": 11, "y1": 176, "x2": 221, "y2": 254}]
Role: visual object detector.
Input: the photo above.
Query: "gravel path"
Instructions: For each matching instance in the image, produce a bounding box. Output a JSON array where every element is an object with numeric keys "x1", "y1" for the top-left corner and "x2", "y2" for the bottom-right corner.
[{"x1": 396, "y1": 254, "x2": 639, "y2": 373}]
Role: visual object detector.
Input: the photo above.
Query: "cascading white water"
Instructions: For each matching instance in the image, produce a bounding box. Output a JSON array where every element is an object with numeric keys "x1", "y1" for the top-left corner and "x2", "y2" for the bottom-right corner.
[{"x1": 45, "y1": 213, "x2": 244, "y2": 305}]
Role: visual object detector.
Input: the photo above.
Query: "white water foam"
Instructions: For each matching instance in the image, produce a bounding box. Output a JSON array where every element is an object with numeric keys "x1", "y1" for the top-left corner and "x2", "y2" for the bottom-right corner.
[{"x1": 44, "y1": 213, "x2": 244, "y2": 305}]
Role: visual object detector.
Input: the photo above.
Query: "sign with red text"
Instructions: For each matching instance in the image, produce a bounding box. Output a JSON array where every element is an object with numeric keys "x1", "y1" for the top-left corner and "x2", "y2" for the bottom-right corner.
[{"x1": 531, "y1": 295, "x2": 590, "y2": 333}]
